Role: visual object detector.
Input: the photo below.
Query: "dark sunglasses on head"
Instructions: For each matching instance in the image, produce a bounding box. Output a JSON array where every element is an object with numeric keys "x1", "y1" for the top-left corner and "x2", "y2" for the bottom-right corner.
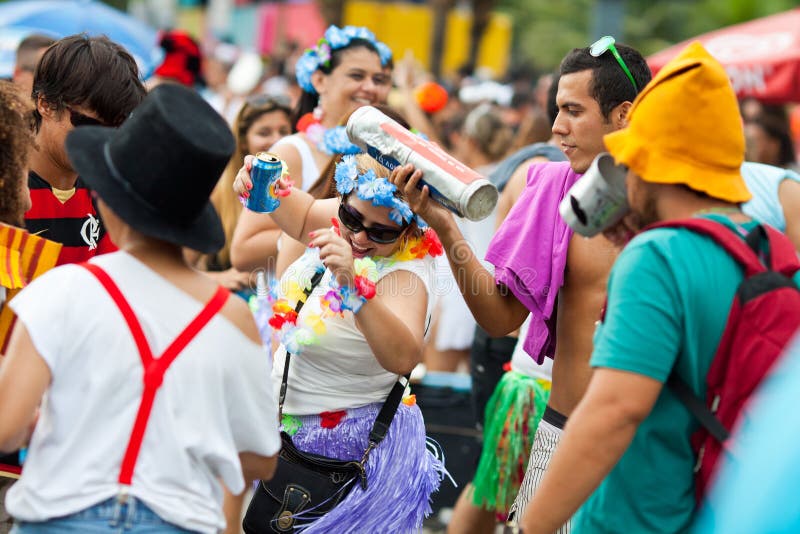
[
  {"x1": 338, "y1": 203, "x2": 404, "y2": 244},
  {"x1": 67, "y1": 106, "x2": 107, "y2": 128}
]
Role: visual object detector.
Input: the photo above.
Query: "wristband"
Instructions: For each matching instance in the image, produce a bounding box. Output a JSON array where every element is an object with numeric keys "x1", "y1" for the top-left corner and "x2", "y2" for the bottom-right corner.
[
  {"x1": 323, "y1": 269, "x2": 378, "y2": 315},
  {"x1": 339, "y1": 285, "x2": 367, "y2": 314}
]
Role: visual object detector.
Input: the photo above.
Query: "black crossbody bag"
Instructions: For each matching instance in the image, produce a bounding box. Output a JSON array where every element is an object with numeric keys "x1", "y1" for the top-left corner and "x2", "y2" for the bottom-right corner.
[{"x1": 243, "y1": 270, "x2": 409, "y2": 533}]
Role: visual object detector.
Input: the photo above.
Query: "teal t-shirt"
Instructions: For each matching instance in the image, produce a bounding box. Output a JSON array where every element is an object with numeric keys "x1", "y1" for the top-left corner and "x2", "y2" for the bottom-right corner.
[{"x1": 573, "y1": 214, "x2": 800, "y2": 534}]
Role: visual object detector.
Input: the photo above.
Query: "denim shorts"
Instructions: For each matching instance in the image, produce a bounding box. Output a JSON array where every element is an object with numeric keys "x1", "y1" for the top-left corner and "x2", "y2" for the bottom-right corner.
[{"x1": 11, "y1": 496, "x2": 198, "y2": 533}]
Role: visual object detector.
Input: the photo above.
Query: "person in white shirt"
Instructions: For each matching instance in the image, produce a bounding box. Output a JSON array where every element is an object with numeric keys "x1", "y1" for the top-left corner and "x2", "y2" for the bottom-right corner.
[{"x1": 0, "y1": 83, "x2": 281, "y2": 534}]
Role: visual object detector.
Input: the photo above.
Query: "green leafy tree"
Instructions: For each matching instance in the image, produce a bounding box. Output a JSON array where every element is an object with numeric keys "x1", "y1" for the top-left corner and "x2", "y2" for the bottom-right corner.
[{"x1": 498, "y1": 0, "x2": 797, "y2": 72}]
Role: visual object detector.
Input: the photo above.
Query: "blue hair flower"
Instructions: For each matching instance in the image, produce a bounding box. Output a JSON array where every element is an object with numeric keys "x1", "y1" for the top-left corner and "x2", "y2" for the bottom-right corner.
[
  {"x1": 334, "y1": 155, "x2": 359, "y2": 195},
  {"x1": 296, "y1": 25, "x2": 393, "y2": 94},
  {"x1": 389, "y1": 199, "x2": 414, "y2": 225},
  {"x1": 333, "y1": 157, "x2": 427, "y2": 228},
  {"x1": 295, "y1": 51, "x2": 320, "y2": 93},
  {"x1": 357, "y1": 170, "x2": 398, "y2": 204},
  {"x1": 370, "y1": 179, "x2": 398, "y2": 208},
  {"x1": 323, "y1": 126, "x2": 361, "y2": 156},
  {"x1": 374, "y1": 41, "x2": 393, "y2": 66}
]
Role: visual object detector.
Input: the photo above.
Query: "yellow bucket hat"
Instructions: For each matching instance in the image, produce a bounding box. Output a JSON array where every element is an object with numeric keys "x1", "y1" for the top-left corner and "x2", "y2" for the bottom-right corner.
[{"x1": 604, "y1": 42, "x2": 751, "y2": 203}]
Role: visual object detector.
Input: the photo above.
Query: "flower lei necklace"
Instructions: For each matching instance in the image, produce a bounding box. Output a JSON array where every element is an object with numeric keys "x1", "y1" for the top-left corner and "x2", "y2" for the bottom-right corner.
[{"x1": 266, "y1": 222, "x2": 442, "y2": 355}]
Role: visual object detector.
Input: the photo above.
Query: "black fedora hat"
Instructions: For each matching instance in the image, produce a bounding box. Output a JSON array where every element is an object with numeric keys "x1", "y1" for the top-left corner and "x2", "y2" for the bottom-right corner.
[{"x1": 65, "y1": 83, "x2": 234, "y2": 254}]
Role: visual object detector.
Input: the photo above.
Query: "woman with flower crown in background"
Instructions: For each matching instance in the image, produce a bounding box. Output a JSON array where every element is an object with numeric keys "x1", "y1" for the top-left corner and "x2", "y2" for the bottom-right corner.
[
  {"x1": 231, "y1": 26, "x2": 393, "y2": 273},
  {"x1": 234, "y1": 153, "x2": 447, "y2": 532}
]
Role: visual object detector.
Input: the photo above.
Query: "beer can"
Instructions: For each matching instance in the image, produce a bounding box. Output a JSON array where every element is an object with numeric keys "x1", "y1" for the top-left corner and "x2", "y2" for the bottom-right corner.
[
  {"x1": 345, "y1": 106, "x2": 498, "y2": 221},
  {"x1": 247, "y1": 152, "x2": 284, "y2": 213}
]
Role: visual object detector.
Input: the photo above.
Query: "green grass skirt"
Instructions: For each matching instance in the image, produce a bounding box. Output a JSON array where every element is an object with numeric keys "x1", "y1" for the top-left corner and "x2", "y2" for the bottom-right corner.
[{"x1": 471, "y1": 370, "x2": 551, "y2": 515}]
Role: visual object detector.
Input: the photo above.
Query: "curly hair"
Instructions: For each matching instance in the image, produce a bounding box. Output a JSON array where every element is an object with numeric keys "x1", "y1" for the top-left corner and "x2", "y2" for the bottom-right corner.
[{"x1": 0, "y1": 81, "x2": 35, "y2": 226}]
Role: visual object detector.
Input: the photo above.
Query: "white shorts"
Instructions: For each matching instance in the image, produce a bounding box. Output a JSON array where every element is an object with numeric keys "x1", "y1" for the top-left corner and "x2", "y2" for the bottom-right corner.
[{"x1": 433, "y1": 255, "x2": 476, "y2": 351}]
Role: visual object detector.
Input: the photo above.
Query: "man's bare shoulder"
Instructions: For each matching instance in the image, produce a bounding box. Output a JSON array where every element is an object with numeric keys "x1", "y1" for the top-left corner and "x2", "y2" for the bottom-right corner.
[{"x1": 565, "y1": 233, "x2": 619, "y2": 285}]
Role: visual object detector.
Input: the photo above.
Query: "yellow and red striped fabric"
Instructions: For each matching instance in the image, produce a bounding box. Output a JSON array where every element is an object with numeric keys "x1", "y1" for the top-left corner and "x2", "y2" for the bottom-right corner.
[{"x1": 0, "y1": 224, "x2": 61, "y2": 354}]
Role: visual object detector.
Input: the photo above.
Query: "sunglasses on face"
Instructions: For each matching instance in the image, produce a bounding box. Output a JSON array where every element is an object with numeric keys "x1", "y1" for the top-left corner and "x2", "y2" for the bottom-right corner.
[
  {"x1": 67, "y1": 106, "x2": 107, "y2": 128},
  {"x1": 589, "y1": 36, "x2": 639, "y2": 93},
  {"x1": 245, "y1": 94, "x2": 292, "y2": 109},
  {"x1": 338, "y1": 202, "x2": 404, "y2": 244}
]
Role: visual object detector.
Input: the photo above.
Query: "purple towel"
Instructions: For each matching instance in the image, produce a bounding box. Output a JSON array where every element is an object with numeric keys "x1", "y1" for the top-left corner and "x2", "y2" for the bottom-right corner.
[{"x1": 485, "y1": 161, "x2": 580, "y2": 363}]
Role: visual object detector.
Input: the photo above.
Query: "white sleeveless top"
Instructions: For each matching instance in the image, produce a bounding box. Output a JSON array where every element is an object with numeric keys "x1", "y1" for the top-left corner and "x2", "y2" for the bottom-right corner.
[
  {"x1": 272, "y1": 134, "x2": 321, "y2": 191},
  {"x1": 272, "y1": 255, "x2": 436, "y2": 415},
  {"x1": 8, "y1": 252, "x2": 280, "y2": 533},
  {"x1": 510, "y1": 315, "x2": 553, "y2": 381}
]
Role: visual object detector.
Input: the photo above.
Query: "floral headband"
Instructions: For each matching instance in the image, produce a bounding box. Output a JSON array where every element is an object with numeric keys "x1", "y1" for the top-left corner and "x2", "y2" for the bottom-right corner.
[
  {"x1": 295, "y1": 25, "x2": 393, "y2": 94},
  {"x1": 334, "y1": 155, "x2": 425, "y2": 228}
]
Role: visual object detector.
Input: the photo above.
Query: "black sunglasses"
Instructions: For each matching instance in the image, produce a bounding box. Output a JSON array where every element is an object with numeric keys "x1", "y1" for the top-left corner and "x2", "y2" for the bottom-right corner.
[
  {"x1": 338, "y1": 203, "x2": 405, "y2": 244},
  {"x1": 67, "y1": 107, "x2": 106, "y2": 128}
]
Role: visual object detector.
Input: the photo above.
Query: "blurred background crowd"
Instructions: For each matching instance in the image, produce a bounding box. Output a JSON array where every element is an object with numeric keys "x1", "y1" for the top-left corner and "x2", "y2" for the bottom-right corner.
[{"x1": 3, "y1": 0, "x2": 800, "y2": 530}]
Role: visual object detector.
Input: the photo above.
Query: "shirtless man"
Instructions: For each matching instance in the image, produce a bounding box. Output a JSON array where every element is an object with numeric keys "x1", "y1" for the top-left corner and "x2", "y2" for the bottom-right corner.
[{"x1": 393, "y1": 41, "x2": 651, "y2": 533}]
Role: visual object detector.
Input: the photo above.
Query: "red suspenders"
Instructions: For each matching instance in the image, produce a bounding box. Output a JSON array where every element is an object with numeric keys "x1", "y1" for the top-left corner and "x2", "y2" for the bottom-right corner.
[{"x1": 80, "y1": 263, "x2": 229, "y2": 488}]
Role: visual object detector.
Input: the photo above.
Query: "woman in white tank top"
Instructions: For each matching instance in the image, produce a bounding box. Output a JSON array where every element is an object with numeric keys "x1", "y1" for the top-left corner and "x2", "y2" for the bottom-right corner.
[{"x1": 234, "y1": 152, "x2": 448, "y2": 532}]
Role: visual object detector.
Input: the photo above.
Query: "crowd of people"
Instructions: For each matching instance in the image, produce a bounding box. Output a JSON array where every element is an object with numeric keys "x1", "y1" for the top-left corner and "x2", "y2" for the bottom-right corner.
[{"x1": 0, "y1": 19, "x2": 799, "y2": 534}]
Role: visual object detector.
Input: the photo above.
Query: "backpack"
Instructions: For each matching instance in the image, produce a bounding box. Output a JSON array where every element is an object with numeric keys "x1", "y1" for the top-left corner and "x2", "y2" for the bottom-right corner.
[{"x1": 648, "y1": 218, "x2": 800, "y2": 502}]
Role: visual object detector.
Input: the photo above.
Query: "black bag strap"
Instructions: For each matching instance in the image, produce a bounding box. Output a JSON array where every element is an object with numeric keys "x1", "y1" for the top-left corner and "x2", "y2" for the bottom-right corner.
[
  {"x1": 277, "y1": 269, "x2": 410, "y2": 458},
  {"x1": 666, "y1": 374, "x2": 729, "y2": 443},
  {"x1": 369, "y1": 374, "x2": 409, "y2": 444},
  {"x1": 277, "y1": 269, "x2": 325, "y2": 418}
]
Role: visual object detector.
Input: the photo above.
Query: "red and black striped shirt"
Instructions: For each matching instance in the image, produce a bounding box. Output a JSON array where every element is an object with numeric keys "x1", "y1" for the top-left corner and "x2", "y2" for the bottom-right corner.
[{"x1": 25, "y1": 172, "x2": 116, "y2": 265}]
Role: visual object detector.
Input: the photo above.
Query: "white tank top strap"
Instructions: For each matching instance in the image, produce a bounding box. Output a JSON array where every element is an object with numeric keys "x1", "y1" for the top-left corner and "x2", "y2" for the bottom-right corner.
[{"x1": 273, "y1": 134, "x2": 320, "y2": 191}]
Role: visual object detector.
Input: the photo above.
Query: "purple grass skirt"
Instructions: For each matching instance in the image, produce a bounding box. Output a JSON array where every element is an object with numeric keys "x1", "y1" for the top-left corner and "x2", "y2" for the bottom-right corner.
[{"x1": 280, "y1": 402, "x2": 448, "y2": 533}]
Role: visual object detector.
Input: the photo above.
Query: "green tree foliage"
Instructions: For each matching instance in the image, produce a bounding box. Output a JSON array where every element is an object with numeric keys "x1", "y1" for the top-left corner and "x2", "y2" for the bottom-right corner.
[
  {"x1": 100, "y1": 0, "x2": 129, "y2": 9},
  {"x1": 498, "y1": 0, "x2": 798, "y2": 72}
]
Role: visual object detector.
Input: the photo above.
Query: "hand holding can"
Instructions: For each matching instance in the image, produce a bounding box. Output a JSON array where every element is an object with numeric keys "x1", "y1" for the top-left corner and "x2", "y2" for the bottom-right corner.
[
  {"x1": 246, "y1": 152, "x2": 286, "y2": 213},
  {"x1": 346, "y1": 106, "x2": 498, "y2": 221}
]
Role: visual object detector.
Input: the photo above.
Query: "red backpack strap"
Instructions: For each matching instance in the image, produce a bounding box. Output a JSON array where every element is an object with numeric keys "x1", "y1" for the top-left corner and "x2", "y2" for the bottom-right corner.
[
  {"x1": 78, "y1": 262, "x2": 230, "y2": 487},
  {"x1": 760, "y1": 225, "x2": 800, "y2": 277},
  {"x1": 645, "y1": 218, "x2": 766, "y2": 276},
  {"x1": 80, "y1": 263, "x2": 154, "y2": 366}
]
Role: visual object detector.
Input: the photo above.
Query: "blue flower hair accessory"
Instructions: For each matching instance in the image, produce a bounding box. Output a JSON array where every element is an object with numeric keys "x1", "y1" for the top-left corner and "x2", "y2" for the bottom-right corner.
[
  {"x1": 374, "y1": 42, "x2": 393, "y2": 66},
  {"x1": 295, "y1": 25, "x2": 393, "y2": 94},
  {"x1": 334, "y1": 155, "x2": 421, "y2": 226},
  {"x1": 322, "y1": 126, "x2": 362, "y2": 156}
]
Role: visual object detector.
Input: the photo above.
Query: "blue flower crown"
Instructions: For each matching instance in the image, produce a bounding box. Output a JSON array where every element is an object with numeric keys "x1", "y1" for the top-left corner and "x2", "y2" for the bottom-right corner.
[
  {"x1": 334, "y1": 155, "x2": 425, "y2": 228},
  {"x1": 296, "y1": 25, "x2": 393, "y2": 94}
]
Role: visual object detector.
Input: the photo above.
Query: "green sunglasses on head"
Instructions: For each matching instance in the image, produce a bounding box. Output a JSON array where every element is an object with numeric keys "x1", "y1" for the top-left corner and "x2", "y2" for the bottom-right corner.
[{"x1": 590, "y1": 35, "x2": 638, "y2": 93}]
